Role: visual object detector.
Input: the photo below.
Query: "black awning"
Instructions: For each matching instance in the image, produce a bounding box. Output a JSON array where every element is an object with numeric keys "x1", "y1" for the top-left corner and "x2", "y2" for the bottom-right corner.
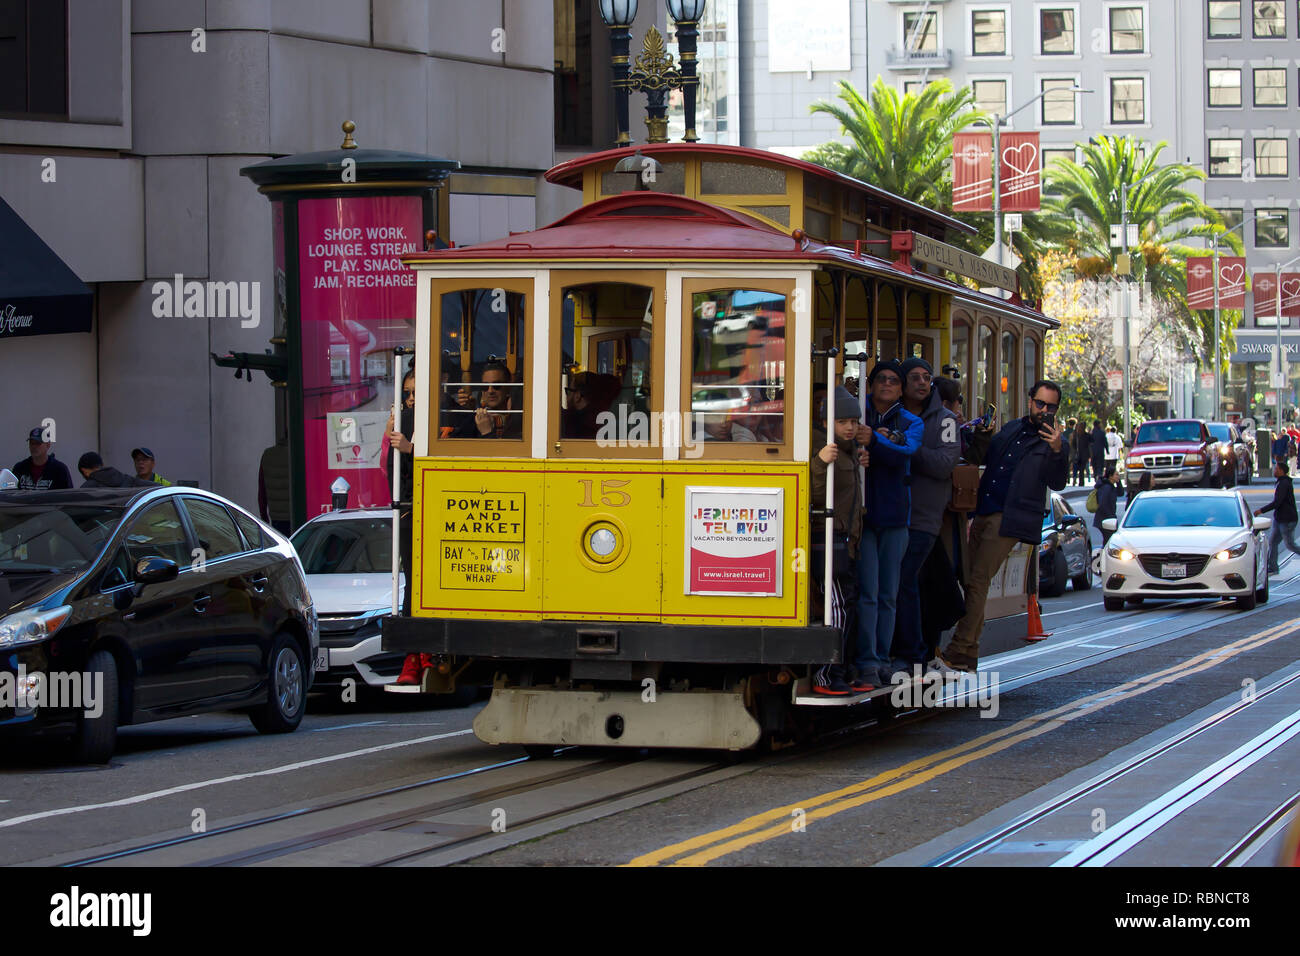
[{"x1": 0, "y1": 196, "x2": 93, "y2": 339}]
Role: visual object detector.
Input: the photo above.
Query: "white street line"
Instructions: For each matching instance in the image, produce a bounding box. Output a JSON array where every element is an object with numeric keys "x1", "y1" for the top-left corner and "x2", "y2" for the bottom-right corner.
[
  {"x1": 0, "y1": 729, "x2": 473, "y2": 832},
  {"x1": 308, "y1": 721, "x2": 387, "y2": 732}
]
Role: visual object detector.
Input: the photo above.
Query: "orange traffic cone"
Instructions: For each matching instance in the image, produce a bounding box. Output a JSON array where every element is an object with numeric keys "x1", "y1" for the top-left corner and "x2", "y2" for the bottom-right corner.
[{"x1": 1025, "y1": 594, "x2": 1052, "y2": 642}]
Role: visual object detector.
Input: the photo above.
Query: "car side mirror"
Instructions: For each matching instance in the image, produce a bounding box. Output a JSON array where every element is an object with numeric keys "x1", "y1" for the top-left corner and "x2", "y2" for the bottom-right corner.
[
  {"x1": 1253, "y1": 516, "x2": 1272, "y2": 531},
  {"x1": 134, "y1": 556, "x2": 179, "y2": 588},
  {"x1": 1101, "y1": 518, "x2": 1118, "y2": 531}
]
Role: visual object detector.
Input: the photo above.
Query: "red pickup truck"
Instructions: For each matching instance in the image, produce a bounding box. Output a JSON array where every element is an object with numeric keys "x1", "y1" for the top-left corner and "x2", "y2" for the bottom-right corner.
[{"x1": 1124, "y1": 419, "x2": 1232, "y2": 490}]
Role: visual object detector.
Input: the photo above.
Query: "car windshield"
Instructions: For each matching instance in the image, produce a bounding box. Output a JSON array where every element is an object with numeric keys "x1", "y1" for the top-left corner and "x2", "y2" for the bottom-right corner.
[
  {"x1": 0, "y1": 504, "x2": 124, "y2": 574},
  {"x1": 291, "y1": 516, "x2": 392, "y2": 573},
  {"x1": 1123, "y1": 496, "x2": 1244, "y2": 528},
  {"x1": 1137, "y1": 422, "x2": 1201, "y2": 444},
  {"x1": 1206, "y1": 424, "x2": 1233, "y2": 443}
]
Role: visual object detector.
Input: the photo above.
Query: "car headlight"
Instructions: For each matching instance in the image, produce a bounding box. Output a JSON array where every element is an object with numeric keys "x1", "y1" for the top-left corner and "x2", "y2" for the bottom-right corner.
[
  {"x1": 1215, "y1": 542, "x2": 1249, "y2": 561},
  {"x1": 1106, "y1": 545, "x2": 1135, "y2": 561},
  {"x1": 1184, "y1": 452, "x2": 1205, "y2": 465},
  {"x1": 0, "y1": 605, "x2": 73, "y2": 648}
]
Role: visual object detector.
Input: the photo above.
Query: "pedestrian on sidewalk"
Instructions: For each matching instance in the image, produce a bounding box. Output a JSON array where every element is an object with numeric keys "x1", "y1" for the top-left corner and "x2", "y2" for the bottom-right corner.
[
  {"x1": 76, "y1": 452, "x2": 154, "y2": 488},
  {"x1": 1089, "y1": 420, "x2": 1106, "y2": 485},
  {"x1": 1072, "y1": 419, "x2": 1091, "y2": 486},
  {"x1": 1256, "y1": 461, "x2": 1300, "y2": 574},
  {"x1": 12, "y1": 426, "x2": 73, "y2": 490},
  {"x1": 1104, "y1": 425, "x2": 1122, "y2": 475},
  {"x1": 935, "y1": 380, "x2": 1069, "y2": 674},
  {"x1": 130, "y1": 447, "x2": 171, "y2": 486},
  {"x1": 1093, "y1": 465, "x2": 1120, "y2": 546}
]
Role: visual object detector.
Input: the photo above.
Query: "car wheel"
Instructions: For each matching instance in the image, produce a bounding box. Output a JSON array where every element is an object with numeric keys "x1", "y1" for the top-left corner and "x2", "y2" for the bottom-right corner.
[
  {"x1": 69, "y1": 649, "x2": 119, "y2": 764},
  {"x1": 1047, "y1": 550, "x2": 1069, "y2": 597},
  {"x1": 1200, "y1": 466, "x2": 1215, "y2": 488},
  {"x1": 1256, "y1": 567, "x2": 1269, "y2": 605},
  {"x1": 250, "y1": 633, "x2": 307, "y2": 734},
  {"x1": 1103, "y1": 596, "x2": 1124, "y2": 611},
  {"x1": 1240, "y1": 457, "x2": 1252, "y2": 485},
  {"x1": 1072, "y1": 550, "x2": 1093, "y2": 590},
  {"x1": 1235, "y1": 583, "x2": 1257, "y2": 611}
]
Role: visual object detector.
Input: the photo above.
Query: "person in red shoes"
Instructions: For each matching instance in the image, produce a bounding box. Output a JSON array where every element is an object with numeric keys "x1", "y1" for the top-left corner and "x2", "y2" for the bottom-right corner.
[{"x1": 386, "y1": 367, "x2": 431, "y2": 686}]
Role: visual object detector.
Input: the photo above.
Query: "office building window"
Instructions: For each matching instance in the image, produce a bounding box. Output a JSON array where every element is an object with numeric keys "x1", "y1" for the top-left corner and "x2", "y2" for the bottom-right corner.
[
  {"x1": 1254, "y1": 67, "x2": 1287, "y2": 106},
  {"x1": 553, "y1": 0, "x2": 594, "y2": 147},
  {"x1": 1040, "y1": 8, "x2": 1076, "y2": 54},
  {"x1": 1208, "y1": 1, "x2": 1242, "y2": 37},
  {"x1": 972, "y1": 78, "x2": 1008, "y2": 114},
  {"x1": 1041, "y1": 78, "x2": 1078, "y2": 124},
  {"x1": 1042, "y1": 147, "x2": 1077, "y2": 169},
  {"x1": 1255, "y1": 137, "x2": 1289, "y2": 176},
  {"x1": 972, "y1": 9, "x2": 1007, "y2": 55},
  {"x1": 0, "y1": 0, "x2": 68, "y2": 117},
  {"x1": 903, "y1": 10, "x2": 939, "y2": 52},
  {"x1": 1214, "y1": 207, "x2": 1246, "y2": 232},
  {"x1": 1256, "y1": 208, "x2": 1289, "y2": 247},
  {"x1": 1253, "y1": 0, "x2": 1285, "y2": 36},
  {"x1": 1209, "y1": 138, "x2": 1243, "y2": 176},
  {"x1": 903, "y1": 80, "x2": 927, "y2": 98},
  {"x1": 1208, "y1": 68, "x2": 1242, "y2": 106},
  {"x1": 1109, "y1": 7, "x2": 1145, "y2": 52},
  {"x1": 1110, "y1": 77, "x2": 1145, "y2": 123}
]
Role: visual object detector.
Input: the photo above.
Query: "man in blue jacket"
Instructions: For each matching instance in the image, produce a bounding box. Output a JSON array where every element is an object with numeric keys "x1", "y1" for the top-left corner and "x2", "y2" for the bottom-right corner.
[
  {"x1": 853, "y1": 360, "x2": 923, "y2": 690},
  {"x1": 936, "y1": 379, "x2": 1069, "y2": 673}
]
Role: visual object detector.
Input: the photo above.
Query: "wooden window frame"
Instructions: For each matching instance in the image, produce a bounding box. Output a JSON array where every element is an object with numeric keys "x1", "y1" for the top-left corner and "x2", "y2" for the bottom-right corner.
[
  {"x1": 682, "y1": 277, "x2": 795, "y2": 462},
  {"x1": 426, "y1": 276, "x2": 534, "y2": 457},
  {"x1": 548, "y1": 269, "x2": 667, "y2": 460}
]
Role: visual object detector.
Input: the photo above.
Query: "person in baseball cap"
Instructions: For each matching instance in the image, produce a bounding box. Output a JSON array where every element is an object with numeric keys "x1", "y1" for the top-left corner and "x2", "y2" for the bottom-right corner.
[
  {"x1": 12, "y1": 426, "x2": 73, "y2": 490},
  {"x1": 130, "y1": 447, "x2": 171, "y2": 486}
]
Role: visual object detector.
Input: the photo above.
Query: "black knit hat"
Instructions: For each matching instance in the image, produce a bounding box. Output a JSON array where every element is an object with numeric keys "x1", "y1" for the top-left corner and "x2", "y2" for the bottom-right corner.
[
  {"x1": 832, "y1": 386, "x2": 861, "y2": 420},
  {"x1": 899, "y1": 356, "x2": 933, "y2": 379},
  {"x1": 867, "y1": 359, "x2": 904, "y2": 386}
]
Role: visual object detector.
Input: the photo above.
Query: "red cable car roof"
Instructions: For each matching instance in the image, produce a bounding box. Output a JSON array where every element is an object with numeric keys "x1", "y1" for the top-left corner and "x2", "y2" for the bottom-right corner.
[{"x1": 545, "y1": 142, "x2": 976, "y2": 237}]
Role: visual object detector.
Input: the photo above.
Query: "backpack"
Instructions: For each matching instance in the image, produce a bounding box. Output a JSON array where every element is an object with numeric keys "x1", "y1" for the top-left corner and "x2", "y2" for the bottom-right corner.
[
  {"x1": 1086, "y1": 488, "x2": 1099, "y2": 513},
  {"x1": 948, "y1": 463, "x2": 980, "y2": 512}
]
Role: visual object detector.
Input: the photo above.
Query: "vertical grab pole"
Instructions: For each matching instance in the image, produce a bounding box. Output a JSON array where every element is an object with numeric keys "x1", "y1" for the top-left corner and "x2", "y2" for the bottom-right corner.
[
  {"x1": 824, "y1": 354, "x2": 836, "y2": 627},
  {"x1": 391, "y1": 348, "x2": 402, "y2": 618}
]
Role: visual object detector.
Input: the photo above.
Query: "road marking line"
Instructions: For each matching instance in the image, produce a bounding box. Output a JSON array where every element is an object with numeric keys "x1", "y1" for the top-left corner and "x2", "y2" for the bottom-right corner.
[
  {"x1": 0, "y1": 729, "x2": 472, "y2": 832},
  {"x1": 627, "y1": 619, "x2": 1300, "y2": 866}
]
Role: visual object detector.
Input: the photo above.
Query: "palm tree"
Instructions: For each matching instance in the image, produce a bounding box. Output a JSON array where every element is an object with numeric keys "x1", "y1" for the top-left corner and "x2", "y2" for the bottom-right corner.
[
  {"x1": 1035, "y1": 135, "x2": 1243, "y2": 367},
  {"x1": 805, "y1": 78, "x2": 984, "y2": 210}
]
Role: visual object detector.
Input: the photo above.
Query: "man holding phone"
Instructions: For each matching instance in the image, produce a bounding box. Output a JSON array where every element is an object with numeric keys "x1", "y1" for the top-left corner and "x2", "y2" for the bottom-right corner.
[{"x1": 935, "y1": 380, "x2": 1069, "y2": 673}]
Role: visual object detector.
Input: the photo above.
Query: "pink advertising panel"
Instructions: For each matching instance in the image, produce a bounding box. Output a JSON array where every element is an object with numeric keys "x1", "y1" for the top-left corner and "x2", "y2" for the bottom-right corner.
[{"x1": 297, "y1": 195, "x2": 423, "y2": 516}]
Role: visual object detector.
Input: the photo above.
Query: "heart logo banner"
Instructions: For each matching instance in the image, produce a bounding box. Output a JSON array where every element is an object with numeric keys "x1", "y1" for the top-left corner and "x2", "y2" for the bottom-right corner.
[
  {"x1": 1282, "y1": 274, "x2": 1300, "y2": 317},
  {"x1": 999, "y1": 132, "x2": 1041, "y2": 212},
  {"x1": 951, "y1": 132, "x2": 1041, "y2": 212},
  {"x1": 1187, "y1": 256, "x2": 1215, "y2": 310},
  {"x1": 1218, "y1": 258, "x2": 1246, "y2": 309},
  {"x1": 1255, "y1": 271, "x2": 1279, "y2": 318}
]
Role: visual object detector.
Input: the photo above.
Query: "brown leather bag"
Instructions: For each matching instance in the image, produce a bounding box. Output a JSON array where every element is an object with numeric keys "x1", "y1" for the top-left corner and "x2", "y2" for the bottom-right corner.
[{"x1": 949, "y1": 463, "x2": 980, "y2": 512}]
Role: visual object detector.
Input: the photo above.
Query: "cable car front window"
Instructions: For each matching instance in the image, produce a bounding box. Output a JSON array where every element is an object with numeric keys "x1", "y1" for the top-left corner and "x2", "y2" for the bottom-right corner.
[
  {"x1": 690, "y1": 289, "x2": 786, "y2": 444},
  {"x1": 436, "y1": 287, "x2": 527, "y2": 445}
]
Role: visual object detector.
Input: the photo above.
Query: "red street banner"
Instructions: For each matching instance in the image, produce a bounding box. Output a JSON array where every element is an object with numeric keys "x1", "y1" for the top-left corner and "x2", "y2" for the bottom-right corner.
[
  {"x1": 1187, "y1": 256, "x2": 1246, "y2": 310},
  {"x1": 951, "y1": 132, "x2": 1041, "y2": 212},
  {"x1": 1218, "y1": 257, "x2": 1246, "y2": 309},
  {"x1": 1186, "y1": 256, "x2": 1214, "y2": 309},
  {"x1": 1255, "y1": 271, "x2": 1278, "y2": 317},
  {"x1": 1283, "y1": 272, "x2": 1300, "y2": 317},
  {"x1": 998, "y1": 132, "x2": 1041, "y2": 213},
  {"x1": 952, "y1": 133, "x2": 992, "y2": 212}
]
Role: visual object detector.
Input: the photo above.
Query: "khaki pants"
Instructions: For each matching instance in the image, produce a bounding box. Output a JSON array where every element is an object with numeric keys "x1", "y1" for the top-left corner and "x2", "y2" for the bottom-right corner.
[{"x1": 946, "y1": 512, "x2": 1018, "y2": 664}]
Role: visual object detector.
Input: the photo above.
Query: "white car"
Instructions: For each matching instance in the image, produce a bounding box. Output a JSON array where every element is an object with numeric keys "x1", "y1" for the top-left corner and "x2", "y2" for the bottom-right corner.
[
  {"x1": 1099, "y1": 489, "x2": 1270, "y2": 611},
  {"x1": 290, "y1": 509, "x2": 405, "y2": 691}
]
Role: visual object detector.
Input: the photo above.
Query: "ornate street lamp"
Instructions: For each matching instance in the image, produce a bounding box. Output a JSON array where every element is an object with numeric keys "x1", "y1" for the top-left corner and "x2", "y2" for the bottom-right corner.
[
  {"x1": 598, "y1": 1, "x2": 639, "y2": 147},
  {"x1": 666, "y1": 0, "x2": 706, "y2": 143},
  {"x1": 598, "y1": 1, "x2": 707, "y2": 146}
]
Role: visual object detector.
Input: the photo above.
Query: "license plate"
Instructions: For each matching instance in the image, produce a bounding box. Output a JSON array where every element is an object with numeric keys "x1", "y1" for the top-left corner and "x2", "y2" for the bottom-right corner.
[
  {"x1": 1162, "y1": 563, "x2": 1187, "y2": 578},
  {"x1": 314, "y1": 648, "x2": 329, "y2": 672}
]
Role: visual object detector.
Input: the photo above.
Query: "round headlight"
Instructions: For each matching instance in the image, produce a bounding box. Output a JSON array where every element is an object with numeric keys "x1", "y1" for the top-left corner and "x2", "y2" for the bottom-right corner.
[{"x1": 589, "y1": 527, "x2": 618, "y2": 557}]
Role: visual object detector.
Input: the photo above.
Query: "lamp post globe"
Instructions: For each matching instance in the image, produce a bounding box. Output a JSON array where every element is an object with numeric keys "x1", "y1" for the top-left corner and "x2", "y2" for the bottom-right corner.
[
  {"x1": 667, "y1": 0, "x2": 707, "y2": 21},
  {"x1": 598, "y1": 0, "x2": 639, "y2": 26}
]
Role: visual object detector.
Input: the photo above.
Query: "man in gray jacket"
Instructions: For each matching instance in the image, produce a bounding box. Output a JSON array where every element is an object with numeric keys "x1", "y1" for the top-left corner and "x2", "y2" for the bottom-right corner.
[{"x1": 893, "y1": 358, "x2": 960, "y2": 672}]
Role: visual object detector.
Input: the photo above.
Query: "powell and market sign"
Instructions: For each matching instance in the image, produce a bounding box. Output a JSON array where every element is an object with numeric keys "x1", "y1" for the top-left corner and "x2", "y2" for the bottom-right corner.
[
  {"x1": 1230, "y1": 332, "x2": 1300, "y2": 363},
  {"x1": 891, "y1": 231, "x2": 1019, "y2": 295}
]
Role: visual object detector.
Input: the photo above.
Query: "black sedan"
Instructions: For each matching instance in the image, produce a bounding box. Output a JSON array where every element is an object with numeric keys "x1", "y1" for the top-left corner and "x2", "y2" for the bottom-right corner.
[
  {"x1": 0, "y1": 486, "x2": 318, "y2": 762},
  {"x1": 1039, "y1": 492, "x2": 1092, "y2": 596}
]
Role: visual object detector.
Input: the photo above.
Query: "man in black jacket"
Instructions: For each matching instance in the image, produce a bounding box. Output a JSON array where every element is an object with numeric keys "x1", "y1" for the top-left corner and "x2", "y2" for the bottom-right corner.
[
  {"x1": 1089, "y1": 420, "x2": 1106, "y2": 483},
  {"x1": 936, "y1": 380, "x2": 1069, "y2": 673},
  {"x1": 1256, "y1": 461, "x2": 1300, "y2": 574},
  {"x1": 76, "y1": 452, "x2": 154, "y2": 488},
  {"x1": 13, "y1": 427, "x2": 74, "y2": 490},
  {"x1": 1093, "y1": 465, "x2": 1120, "y2": 546}
]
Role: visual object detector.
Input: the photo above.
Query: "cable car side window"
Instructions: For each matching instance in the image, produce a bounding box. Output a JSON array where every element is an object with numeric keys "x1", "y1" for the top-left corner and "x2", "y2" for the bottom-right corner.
[
  {"x1": 430, "y1": 280, "x2": 531, "y2": 455},
  {"x1": 686, "y1": 285, "x2": 789, "y2": 454}
]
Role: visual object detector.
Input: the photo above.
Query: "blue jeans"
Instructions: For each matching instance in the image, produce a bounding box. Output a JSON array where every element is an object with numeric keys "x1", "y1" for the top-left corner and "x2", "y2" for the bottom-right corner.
[
  {"x1": 893, "y1": 529, "x2": 936, "y2": 669},
  {"x1": 855, "y1": 525, "x2": 909, "y2": 672},
  {"x1": 1268, "y1": 519, "x2": 1300, "y2": 572}
]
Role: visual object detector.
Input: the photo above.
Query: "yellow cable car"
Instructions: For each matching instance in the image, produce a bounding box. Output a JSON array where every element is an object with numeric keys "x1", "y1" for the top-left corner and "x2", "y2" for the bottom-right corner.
[{"x1": 384, "y1": 143, "x2": 1057, "y2": 751}]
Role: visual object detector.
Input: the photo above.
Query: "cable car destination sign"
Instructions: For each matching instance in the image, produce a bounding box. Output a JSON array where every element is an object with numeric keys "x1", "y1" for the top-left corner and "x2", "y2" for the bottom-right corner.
[{"x1": 891, "y1": 231, "x2": 1019, "y2": 295}]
